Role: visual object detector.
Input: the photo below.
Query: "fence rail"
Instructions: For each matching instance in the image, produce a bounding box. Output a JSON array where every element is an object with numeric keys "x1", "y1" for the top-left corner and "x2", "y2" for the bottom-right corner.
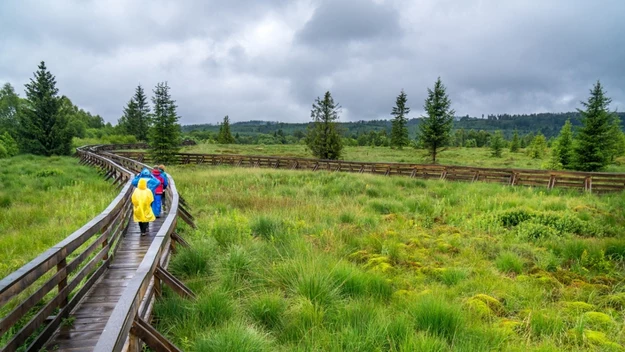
[{"x1": 112, "y1": 147, "x2": 625, "y2": 193}]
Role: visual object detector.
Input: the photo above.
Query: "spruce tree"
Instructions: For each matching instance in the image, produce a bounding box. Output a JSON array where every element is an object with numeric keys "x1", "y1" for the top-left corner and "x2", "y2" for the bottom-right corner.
[
  {"x1": 555, "y1": 119, "x2": 574, "y2": 169},
  {"x1": 134, "y1": 85, "x2": 151, "y2": 141},
  {"x1": 305, "y1": 91, "x2": 343, "y2": 159},
  {"x1": 418, "y1": 77, "x2": 454, "y2": 163},
  {"x1": 148, "y1": 82, "x2": 181, "y2": 163},
  {"x1": 510, "y1": 130, "x2": 520, "y2": 152},
  {"x1": 217, "y1": 115, "x2": 236, "y2": 144},
  {"x1": 490, "y1": 130, "x2": 505, "y2": 157},
  {"x1": 528, "y1": 133, "x2": 547, "y2": 159},
  {"x1": 118, "y1": 85, "x2": 151, "y2": 141},
  {"x1": 20, "y1": 61, "x2": 71, "y2": 155},
  {"x1": 118, "y1": 98, "x2": 138, "y2": 136},
  {"x1": 573, "y1": 81, "x2": 614, "y2": 171},
  {"x1": 390, "y1": 89, "x2": 410, "y2": 149}
]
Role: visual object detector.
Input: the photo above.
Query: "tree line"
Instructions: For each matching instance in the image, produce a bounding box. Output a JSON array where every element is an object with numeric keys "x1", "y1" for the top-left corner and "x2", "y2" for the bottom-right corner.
[
  {"x1": 0, "y1": 61, "x2": 181, "y2": 163},
  {"x1": 301, "y1": 78, "x2": 624, "y2": 171}
]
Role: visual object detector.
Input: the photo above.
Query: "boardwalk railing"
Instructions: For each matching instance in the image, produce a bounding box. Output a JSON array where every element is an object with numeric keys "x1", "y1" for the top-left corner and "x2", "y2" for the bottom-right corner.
[
  {"x1": 0, "y1": 145, "x2": 194, "y2": 352},
  {"x1": 111, "y1": 147, "x2": 625, "y2": 193}
]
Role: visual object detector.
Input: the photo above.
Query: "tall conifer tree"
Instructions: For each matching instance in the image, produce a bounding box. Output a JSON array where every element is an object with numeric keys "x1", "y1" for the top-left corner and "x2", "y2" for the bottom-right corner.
[
  {"x1": 510, "y1": 130, "x2": 520, "y2": 152},
  {"x1": 390, "y1": 90, "x2": 410, "y2": 149},
  {"x1": 306, "y1": 91, "x2": 343, "y2": 160},
  {"x1": 573, "y1": 81, "x2": 614, "y2": 171},
  {"x1": 148, "y1": 82, "x2": 181, "y2": 163},
  {"x1": 418, "y1": 78, "x2": 454, "y2": 163},
  {"x1": 217, "y1": 115, "x2": 236, "y2": 144},
  {"x1": 554, "y1": 119, "x2": 574, "y2": 169},
  {"x1": 134, "y1": 85, "x2": 151, "y2": 141},
  {"x1": 20, "y1": 61, "x2": 71, "y2": 155}
]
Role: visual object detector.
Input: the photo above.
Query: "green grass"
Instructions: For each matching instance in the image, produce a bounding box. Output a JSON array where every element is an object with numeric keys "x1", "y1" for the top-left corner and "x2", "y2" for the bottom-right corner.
[
  {"x1": 0, "y1": 155, "x2": 114, "y2": 279},
  {"x1": 153, "y1": 164, "x2": 625, "y2": 350}
]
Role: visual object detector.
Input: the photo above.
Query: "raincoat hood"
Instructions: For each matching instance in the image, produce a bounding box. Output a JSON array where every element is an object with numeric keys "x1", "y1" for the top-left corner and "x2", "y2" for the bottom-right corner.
[
  {"x1": 138, "y1": 178, "x2": 148, "y2": 190},
  {"x1": 140, "y1": 168, "x2": 151, "y2": 177},
  {"x1": 152, "y1": 169, "x2": 161, "y2": 176}
]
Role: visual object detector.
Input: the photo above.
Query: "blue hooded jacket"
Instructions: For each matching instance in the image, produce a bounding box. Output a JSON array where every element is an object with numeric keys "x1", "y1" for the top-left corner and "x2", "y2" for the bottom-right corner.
[{"x1": 131, "y1": 167, "x2": 160, "y2": 193}]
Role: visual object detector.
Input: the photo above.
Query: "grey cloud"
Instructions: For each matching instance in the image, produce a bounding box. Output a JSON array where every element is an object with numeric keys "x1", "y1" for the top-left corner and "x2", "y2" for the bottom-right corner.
[{"x1": 0, "y1": 0, "x2": 624, "y2": 124}]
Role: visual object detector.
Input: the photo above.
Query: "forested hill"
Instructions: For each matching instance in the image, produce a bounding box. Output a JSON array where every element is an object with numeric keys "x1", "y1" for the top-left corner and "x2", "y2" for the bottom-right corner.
[{"x1": 183, "y1": 112, "x2": 625, "y2": 139}]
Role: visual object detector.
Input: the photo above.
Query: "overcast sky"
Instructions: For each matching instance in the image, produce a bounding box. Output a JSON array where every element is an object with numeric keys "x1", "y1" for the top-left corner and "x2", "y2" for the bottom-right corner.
[{"x1": 1, "y1": 0, "x2": 624, "y2": 125}]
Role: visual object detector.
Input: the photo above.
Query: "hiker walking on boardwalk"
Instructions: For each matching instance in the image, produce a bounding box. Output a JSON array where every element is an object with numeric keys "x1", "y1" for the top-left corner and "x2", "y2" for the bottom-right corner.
[
  {"x1": 132, "y1": 178, "x2": 155, "y2": 236},
  {"x1": 131, "y1": 167, "x2": 160, "y2": 193},
  {"x1": 151, "y1": 166, "x2": 168, "y2": 218},
  {"x1": 157, "y1": 164, "x2": 169, "y2": 212}
]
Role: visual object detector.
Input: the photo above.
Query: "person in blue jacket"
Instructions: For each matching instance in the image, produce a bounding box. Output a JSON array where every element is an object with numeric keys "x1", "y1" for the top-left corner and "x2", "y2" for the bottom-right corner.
[{"x1": 131, "y1": 167, "x2": 160, "y2": 195}]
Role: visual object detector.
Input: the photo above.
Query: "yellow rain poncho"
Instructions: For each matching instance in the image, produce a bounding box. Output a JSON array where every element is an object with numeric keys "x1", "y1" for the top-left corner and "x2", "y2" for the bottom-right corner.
[{"x1": 132, "y1": 178, "x2": 155, "y2": 222}]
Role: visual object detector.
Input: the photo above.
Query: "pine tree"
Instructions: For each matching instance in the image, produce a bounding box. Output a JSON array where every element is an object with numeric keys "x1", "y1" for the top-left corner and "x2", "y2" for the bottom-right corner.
[
  {"x1": 134, "y1": 85, "x2": 151, "y2": 141},
  {"x1": 118, "y1": 98, "x2": 138, "y2": 136},
  {"x1": 217, "y1": 115, "x2": 235, "y2": 144},
  {"x1": 148, "y1": 82, "x2": 181, "y2": 163},
  {"x1": 554, "y1": 119, "x2": 574, "y2": 169},
  {"x1": 573, "y1": 81, "x2": 614, "y2": 171},
  {"x1": 528, "y1": 133, "x2": 547, "y2": 159},
  {"x1": 305, "y1": 91, "x2": 343, "y2": 160},
  {"x1": 490, "y1": 130, "x2": 505, "y2": 157},
  {"x1": 390, "y1": 89, "x2": 410, "y2": 149},
  {"x1": 0, "y1": 131, "x2": 19, "y2": 157},
  {"x1": 20, "y1": 61, "x2": 71, "y2": 155},
  {"x1": 510, "y1": 130, "x2": 520, "y2": 152},
  {"x1": 418, "y1": 77, "x2": 454, "y2": 163},
  {"x1": 118, "y1": 85, "x2": 151, "y2": 141}
]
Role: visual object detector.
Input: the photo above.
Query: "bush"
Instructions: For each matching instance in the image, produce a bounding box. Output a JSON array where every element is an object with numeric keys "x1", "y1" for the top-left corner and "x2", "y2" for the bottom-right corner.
[
  {"x1": 517, "y1": 222, "x2": 559, "y2": 241},
  {"x1": 498, "y1": 208, "x2": 534, "y2": 227}
]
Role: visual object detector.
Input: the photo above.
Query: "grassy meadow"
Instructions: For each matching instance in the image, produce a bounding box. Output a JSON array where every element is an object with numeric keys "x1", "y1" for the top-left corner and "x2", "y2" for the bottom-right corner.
[
  {"x1": 181, "y1": 143, "x2": 625, "y2": 172},
  {"x1": 0, "y1": 155, "x2": 114, "y2": 279},
  {"x1": 156, "y1": 165, "x2": 625, "y2": 351}
]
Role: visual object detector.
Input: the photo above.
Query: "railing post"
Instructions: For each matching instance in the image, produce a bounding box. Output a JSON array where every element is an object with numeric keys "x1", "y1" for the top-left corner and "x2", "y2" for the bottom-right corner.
[
  {"x1": 128, "y1": 331, "x2": 141, "y2": 352},
  {"x1": 57, "y1": 258, "x2": 68, "y2": 308}
]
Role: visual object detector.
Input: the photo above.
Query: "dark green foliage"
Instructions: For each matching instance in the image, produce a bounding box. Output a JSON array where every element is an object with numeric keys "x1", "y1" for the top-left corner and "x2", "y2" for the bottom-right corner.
[
  {"x1": 217, "y1": 115, "x2": 236, "y2": 144},
  {"x1": 489, "y1": 130, "x2": 505, "y2": 157},
  {"x1": 118, "y1": 85, "x2": 151, "y2": 141},
  {"x1": 390, "y1": 89, "x2": 410, "y2": 149},
  {"x1": 148, "y1": 82, "x2": 181, "y2": 163},
  {"x1": 573, "y1": 81, "x2": 614, "y2": 171},
  {"x1": 554, "y1": 119, "x2": 574, "y2": 169},
  {"x1": 20, "y1": 61, "x2": 72, "y2": 155},
  {"x1": 0, "y1": 83, "x2": 21, "y2": 140},
  {"x1": 418, "y1": 78, "x2": 454, "y2": 163},
  {"x1": 305, "y1": 91, "x2": 343, "y2": 160},
  {"x1": 0, "y1": 132, "x2": 19, "y2": 157},
  {"x1": 607, "y1": 114, "x2": 625, "y2": 161},
  {"x1": 528, "y1": 133, "x2": 547, "y2": 159},
  {"x1": 510, "y1": 130, "x2": 520, "y2": 152}
]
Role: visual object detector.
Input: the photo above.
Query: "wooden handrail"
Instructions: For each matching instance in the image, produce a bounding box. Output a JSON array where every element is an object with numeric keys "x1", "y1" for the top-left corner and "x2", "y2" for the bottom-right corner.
[
  {"x1": 0, "y1": 145, "x2": 192, "y2": 351},
  {"x1": 0, "y1": 147, "x2": 135, "y2": 351}
]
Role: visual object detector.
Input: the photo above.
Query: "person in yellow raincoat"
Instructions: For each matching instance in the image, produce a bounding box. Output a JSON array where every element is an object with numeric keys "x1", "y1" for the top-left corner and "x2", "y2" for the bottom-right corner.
[{"x1": 132, "y1": 178, "x2": 155, "y2": 236}]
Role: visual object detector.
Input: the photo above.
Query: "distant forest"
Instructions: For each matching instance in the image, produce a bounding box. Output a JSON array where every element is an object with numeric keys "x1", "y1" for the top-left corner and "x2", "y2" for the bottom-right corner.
[{"x1": 183, "y1": 112, "x2": 625, "y2": 146}]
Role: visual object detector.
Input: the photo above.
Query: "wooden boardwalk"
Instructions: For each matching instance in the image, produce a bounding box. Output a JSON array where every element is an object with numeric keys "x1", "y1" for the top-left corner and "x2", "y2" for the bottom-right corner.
[{"x1": 44, "y1": 216, "x2": 166, "y2": 352}]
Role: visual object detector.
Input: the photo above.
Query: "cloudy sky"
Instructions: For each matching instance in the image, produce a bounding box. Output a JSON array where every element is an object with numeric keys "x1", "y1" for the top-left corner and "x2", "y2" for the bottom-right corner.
[{"x1": 1, "y1": 0, "x2": 624, "y2": 125}]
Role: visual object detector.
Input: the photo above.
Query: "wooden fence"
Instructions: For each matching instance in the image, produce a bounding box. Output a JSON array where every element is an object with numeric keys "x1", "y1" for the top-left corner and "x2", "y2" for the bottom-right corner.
[{"x1": 112, "y1": 148, "x2": 625, "y2": 193}]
